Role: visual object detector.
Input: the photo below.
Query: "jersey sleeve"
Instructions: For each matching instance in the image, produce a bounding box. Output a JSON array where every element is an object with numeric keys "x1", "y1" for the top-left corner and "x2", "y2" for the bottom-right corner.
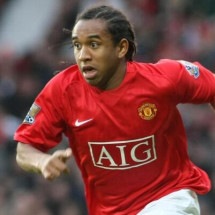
[
  {"x1": 157, "y1": 59, "x2": 215, "y2": 104},
  {"x1": 14, "y1": 74, "x2": 67, "y2": 152}
]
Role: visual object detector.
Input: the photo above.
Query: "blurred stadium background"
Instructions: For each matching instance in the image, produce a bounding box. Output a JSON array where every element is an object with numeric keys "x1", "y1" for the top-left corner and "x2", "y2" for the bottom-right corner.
[{"x1": 0, "y1": 0, "x2": 215, "y2": 214}]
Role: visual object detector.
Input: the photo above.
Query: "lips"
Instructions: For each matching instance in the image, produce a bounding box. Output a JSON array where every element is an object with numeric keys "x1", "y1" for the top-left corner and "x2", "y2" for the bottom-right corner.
[{"x1": 82, "y1": 66, "x2": 97, "y2": 79}]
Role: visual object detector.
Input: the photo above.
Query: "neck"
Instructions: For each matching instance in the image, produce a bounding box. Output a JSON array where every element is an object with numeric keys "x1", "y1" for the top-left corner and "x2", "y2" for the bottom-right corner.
[{"x1": 102, "y1": 60, "x2": 127, "y2": 91}]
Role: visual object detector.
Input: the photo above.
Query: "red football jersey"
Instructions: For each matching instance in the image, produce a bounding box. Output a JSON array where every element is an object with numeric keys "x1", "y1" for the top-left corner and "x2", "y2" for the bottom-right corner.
[{"x1": 14, "y1": 60, "x2": 215, "y2": 214}]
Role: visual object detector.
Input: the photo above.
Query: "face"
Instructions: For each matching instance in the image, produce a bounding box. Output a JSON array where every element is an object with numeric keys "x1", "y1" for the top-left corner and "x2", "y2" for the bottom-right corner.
[{"x1": 72, "y1": 19, "x2": 127, "y2": 90}]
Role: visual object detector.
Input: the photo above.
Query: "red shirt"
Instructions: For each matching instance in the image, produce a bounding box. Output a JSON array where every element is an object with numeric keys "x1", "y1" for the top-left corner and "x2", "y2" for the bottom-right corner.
[{"x1": 14, "y1": 59, "x2": 215, "y2": 215}]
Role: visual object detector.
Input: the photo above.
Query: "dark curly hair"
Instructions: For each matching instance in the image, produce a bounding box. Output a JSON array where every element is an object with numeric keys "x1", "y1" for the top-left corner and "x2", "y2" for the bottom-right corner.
[{"x1": 74, "y1": 5, "x2": 137, "y2": 61}]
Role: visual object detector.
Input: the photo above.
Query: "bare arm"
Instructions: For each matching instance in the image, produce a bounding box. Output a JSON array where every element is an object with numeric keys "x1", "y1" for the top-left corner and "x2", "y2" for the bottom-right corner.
[{"x1": 16, "y1": 142, "x2": 72, "y2": 180}]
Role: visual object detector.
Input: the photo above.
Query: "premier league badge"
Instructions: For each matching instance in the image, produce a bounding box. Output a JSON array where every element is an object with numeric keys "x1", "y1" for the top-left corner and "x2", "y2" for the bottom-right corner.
[
  {"x1": 179, "y1": 60, "x2": 200, "y2": 79},
  {"x1": 23, "y1": 103, "x2": 41, "y2": 124}
]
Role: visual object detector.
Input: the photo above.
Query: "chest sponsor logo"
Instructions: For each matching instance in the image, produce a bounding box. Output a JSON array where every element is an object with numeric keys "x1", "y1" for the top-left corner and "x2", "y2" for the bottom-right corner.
[{"x1": 88, "y1": 135, "x2": 157, "y2": 170}]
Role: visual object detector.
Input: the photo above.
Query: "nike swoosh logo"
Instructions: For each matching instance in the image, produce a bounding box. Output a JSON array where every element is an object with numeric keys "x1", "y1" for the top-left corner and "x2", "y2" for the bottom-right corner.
[{"x1": 75, "y1": 119, "x2": 93, "y2": 127}]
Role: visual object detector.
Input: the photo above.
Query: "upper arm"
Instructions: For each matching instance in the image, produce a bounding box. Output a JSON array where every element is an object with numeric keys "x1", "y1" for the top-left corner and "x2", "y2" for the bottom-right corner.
[
  {"x1": 14, "y1": 77, "x2": 66, "y2": 151},
  {"x1": 157, "y1": 59, "x2": 215, "y2": 104}
]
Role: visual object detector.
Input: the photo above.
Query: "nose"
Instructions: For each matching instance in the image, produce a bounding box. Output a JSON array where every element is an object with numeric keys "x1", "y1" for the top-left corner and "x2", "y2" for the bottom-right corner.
[{"x1": 78, "y1": 46, "x2": 91, "y2": 62}]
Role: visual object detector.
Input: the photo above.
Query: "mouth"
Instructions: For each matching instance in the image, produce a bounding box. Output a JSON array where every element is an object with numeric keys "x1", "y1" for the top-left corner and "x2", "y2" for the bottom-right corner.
[{"x1": 82, "y1": 66, "x2": 97, "y2": 80}]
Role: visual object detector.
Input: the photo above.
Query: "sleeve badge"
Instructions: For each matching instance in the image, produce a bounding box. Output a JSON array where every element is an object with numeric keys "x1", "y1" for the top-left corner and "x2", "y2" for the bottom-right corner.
[
  {"x1": 178, "y1": 60, "x2": 200, "y2": 79},
  {"x1": 23, "y1": 103, "x2": 41, "y2": 124}
]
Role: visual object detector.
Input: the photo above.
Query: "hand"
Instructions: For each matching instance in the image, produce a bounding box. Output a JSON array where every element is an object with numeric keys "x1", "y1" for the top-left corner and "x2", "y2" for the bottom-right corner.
[{"x1": 38, "y1": 148, "x2": 72, "y2": 181}]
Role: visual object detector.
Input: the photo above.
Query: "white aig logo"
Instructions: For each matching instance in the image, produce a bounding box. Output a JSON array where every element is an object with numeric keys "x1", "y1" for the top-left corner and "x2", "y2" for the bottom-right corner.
[{"x1": 88, "y1": 135, "x2": 157, "y2": 170}]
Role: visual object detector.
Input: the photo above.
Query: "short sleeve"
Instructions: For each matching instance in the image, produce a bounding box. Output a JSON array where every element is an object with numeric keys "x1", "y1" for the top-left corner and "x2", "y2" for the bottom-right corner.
[
  {"x1": 157, "y1": 59, "x2": 215, "y2": 104},
  {"x1": 14, "y1": 75, "x2": 66, "y2": 152}
]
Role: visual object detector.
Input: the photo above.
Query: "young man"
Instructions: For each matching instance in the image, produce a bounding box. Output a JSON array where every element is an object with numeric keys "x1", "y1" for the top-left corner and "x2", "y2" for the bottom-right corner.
[{"x1": 14, "y1": 5, "x2": 215, "y2": 215}]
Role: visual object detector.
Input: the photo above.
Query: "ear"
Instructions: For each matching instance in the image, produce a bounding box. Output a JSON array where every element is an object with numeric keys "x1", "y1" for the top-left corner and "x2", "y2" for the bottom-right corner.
[{"x1": 117, "y1": 38, "x2": 129, "y2": 59}]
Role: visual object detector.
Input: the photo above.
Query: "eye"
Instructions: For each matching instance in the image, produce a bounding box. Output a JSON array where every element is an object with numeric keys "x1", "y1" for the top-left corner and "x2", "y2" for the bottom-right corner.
[
  {"x1": 73, "y1": 42, "x2": 81, "y2": 50},
  {"x1": 90, "y1": 42, "x2": 99, "y2": 49}
]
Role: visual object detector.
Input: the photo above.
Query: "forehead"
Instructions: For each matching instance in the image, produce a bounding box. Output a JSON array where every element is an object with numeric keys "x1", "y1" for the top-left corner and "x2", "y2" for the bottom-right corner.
[{"x1": 72, "y1": 19, "x2": 110, "y2": 39}]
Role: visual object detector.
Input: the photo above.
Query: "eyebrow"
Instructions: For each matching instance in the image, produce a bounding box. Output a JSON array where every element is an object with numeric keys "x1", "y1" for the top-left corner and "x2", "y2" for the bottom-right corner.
[{"x1": 72, "y1": 34, "x2": 101, "y2": 41}]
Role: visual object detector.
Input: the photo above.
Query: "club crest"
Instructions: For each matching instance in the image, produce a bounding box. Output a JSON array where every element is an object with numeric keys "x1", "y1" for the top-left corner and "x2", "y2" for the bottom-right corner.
[{"x1": 138, "y1": 103, "x2": 157, "y2": 120}]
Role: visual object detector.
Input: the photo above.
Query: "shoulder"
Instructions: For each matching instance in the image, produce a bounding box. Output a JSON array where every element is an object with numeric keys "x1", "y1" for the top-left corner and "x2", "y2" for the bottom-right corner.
[
  {"x1": 52, "y1": 64, "x2": 81, "y2": 83},
  {"x1": 45, "y1": 64, "x2": 83, "y2": 90},
  {"x1": 37, "y1": 64, "x2": 84, "y2": 99},
  {"x1": 127, "y1": 59, "x2": 180, "y2": 73},
  {"x1": 128, "y1": 59, "x2": 202, "y2": 80},
  {"x1": 126, "y1": 59, "x2": 192, "y2": 93},
  {"x1": 127, "y1": 59, "x2": 183, "y2": 78},
  {"x1": 153, "y1": 59, "x2": 202, "y2": 78}
]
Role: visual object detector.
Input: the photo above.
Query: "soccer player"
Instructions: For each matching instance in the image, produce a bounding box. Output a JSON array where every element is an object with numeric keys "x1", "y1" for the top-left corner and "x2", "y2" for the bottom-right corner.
[{"x1": 14, "y1": 5, "x2": 215, "y2": 215}]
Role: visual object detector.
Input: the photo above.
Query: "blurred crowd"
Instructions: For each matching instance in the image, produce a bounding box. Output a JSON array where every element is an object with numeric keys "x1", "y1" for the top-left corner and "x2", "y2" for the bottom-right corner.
[{"x1": 0, "y1": 0, "x2": 215, "y2": 214}]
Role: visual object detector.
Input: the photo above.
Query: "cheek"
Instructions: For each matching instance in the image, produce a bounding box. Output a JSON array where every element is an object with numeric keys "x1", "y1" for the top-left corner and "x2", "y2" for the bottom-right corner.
[
  {"x1": 73, "y1": 52, "x2": 78, "y2": 63},
  {"x1": 73, "y1": 51, "x2": 79, "y2": 62},
  {"x1": 97, "y1": 48, "x2": 117, "y2": 64}
]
